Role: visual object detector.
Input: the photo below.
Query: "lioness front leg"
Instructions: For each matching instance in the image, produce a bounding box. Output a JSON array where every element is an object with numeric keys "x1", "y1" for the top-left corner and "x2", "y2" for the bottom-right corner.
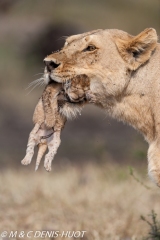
[
  {"x1": 148, "y1": 140, "x2": 160, "y2": 187},
  {"x1": 44, "y1": 131, "x2": 61, "y2": 171}
]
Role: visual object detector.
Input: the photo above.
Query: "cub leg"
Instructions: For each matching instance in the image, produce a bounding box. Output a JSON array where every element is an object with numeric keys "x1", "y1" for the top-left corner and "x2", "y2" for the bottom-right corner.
[
  {"x1": 44, "y1": 131, "x2": 61, "y2": 172},
  {"x1": 34, "y1": 124, "x2": 54, "y2": 170},
  {"x1": 33, "y1": 98, "x2": 44, "y2": 125},
  {"x1": 22, "y1": 98, "x2": 45, "y2": 166},
  {"x1": 21, "y1": 123, "x2": 41, "y2": 165},
  {"x1": 42, "y1": 84, "x2": 60, "y2": 128}
]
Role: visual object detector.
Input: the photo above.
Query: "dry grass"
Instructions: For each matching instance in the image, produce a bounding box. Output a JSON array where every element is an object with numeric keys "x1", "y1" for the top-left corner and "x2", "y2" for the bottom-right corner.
[{"x1": 0, "y1": 163, "x2": 160, "y2": 240}]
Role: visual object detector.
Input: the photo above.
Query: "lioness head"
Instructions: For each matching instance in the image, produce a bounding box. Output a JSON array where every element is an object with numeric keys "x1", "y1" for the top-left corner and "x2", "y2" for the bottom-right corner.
[{"x1": 44, "y1": 28, "x2": 158, "y2": 99}]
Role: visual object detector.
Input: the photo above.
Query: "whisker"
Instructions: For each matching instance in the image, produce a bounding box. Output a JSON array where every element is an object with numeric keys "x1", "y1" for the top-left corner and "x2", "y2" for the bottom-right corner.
[
  {"x1": 37, "y1": 78, "x2": 46, "y2": 88},
  {"x1": 26, "y1": 81, "x2": 43, "y2": 95},
  {"x1": 25, "y1": 78, "x2": 44, "y2": 93},
  {"x1": 30, "y1": 77, "x2": 44, "y2": 85},
  {"x1": 27, "y1": 79, "x2": 41, "y2": 88},
  {"x1": 26, "y1": 78, "x2": 44, "y2": 90},
  {"x1": 56, "y1": 36, "x2": 69, "y2": 41},
  {"x1": 39, "y1": 81, "x2": 45, "y2": 88},
  {"x1": 33, "y1": 73, "x2": 43, "y2": 76}
]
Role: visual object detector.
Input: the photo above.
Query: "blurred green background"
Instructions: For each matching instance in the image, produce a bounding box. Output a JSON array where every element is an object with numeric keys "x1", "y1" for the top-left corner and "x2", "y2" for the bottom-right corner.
[{"x1": 0, "y1": 0, "x2": 159, "y2": 169}]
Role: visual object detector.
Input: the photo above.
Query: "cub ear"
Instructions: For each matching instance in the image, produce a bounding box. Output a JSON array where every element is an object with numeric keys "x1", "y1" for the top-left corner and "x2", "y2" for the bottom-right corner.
[{"x1": 115, "y1": 28, "x2": 158, "y2": 70}]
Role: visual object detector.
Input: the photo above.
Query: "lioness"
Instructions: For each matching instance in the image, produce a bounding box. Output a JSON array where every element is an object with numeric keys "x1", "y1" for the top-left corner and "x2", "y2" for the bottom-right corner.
[{"x1": 43, "y1": 28, "x2": 160, "y2": 186}]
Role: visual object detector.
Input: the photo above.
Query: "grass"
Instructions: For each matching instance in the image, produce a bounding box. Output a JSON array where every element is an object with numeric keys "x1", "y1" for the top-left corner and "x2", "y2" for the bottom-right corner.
[
  {"x1": 1, "y1": 163, "x2": 160, "y2": 240},
  {"x1": 141, "y1": 211, "x2": 160, "y2": 240}
]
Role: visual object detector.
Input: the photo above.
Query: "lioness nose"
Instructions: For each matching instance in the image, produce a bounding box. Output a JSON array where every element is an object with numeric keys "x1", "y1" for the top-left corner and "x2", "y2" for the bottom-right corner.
[{"x1": 44, "y1": 60, "x2": 60, "y2": 72}]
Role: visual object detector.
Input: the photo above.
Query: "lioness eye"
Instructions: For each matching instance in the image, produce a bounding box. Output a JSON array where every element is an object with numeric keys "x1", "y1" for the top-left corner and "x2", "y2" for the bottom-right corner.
[{"x1": 83, "y1": 45, "x2": 97, "y2": 52}]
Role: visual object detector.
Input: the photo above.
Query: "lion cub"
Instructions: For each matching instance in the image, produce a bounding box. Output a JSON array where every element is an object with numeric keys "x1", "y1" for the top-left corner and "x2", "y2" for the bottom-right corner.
[
  {"x1": 21, "y1": 82, "x2": 66, "y2": 171},
  {"x1": 21, "y1": 75, "x2": 93, "y2": 171}
]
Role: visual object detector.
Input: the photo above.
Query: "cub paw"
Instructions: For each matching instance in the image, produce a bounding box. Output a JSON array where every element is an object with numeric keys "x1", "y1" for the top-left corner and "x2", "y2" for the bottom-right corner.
[
  {"x1": 21, "y1": 157, "x2": 32, "y2": 165},
  {"x1": 44, "y1": 158, "x2": 52, "y2": 172},
  {"x1": 86, "y1": 91, "x2": 96, "y2": 103}
]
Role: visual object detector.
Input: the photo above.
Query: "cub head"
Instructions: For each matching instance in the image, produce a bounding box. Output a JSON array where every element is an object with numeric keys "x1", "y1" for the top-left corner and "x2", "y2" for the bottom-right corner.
[{"x1": 44, "y1": 28, "x2": 158, "y2": 98}]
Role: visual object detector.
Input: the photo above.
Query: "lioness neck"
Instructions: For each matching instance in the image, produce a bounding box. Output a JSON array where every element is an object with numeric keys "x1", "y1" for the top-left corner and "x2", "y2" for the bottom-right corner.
[{"x1": 104, "y1": 45, "x2": 160, "y2": 143}]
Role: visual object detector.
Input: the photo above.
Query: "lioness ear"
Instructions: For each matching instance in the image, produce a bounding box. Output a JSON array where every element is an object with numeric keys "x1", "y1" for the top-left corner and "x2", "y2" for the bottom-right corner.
[{"x1": 115, "y1": 28, "x2": 158, "y2": 70}]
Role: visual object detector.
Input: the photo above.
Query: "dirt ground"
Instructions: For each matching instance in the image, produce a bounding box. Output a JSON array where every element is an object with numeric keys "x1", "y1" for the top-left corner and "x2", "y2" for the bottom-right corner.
[{"x1": 0, "y1": 163, "x2": 160, "y2": 240}]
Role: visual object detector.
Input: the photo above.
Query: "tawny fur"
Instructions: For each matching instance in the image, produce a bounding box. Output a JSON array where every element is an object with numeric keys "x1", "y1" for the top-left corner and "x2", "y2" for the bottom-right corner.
[
  {"x1": 43, "y1": 28, "x2": 160, "y2": 186},
  {"x1": 22, "y1": 76, "x2": 93, "y2": 171},
  {"x1": 21, "y1": 83, "x2": 66, "y2": 171}
]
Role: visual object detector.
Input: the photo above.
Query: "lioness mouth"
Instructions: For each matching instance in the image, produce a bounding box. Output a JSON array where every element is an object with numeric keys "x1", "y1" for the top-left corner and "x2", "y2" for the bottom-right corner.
[{"x1": 49, "y1": 75, "x2": 55, "y2": 83}]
